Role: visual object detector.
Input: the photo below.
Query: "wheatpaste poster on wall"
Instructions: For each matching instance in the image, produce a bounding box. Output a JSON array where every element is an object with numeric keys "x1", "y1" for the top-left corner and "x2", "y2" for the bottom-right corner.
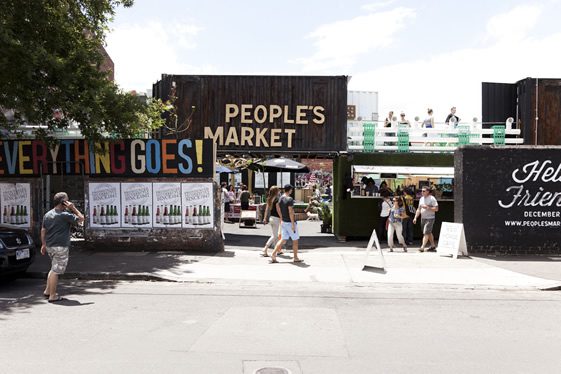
[
  {"x1": 0, "y1": 183, "x2": 31, "y2": 229},
  {"x1": 181, "y1": 183, "x2": 214, "y2": 229},
  {"x1": 89, "y1": 183, "x2": 121, "y2": 228},
  {"x1": 152, "y1": 183, "x2": 182, "y2": 228},
  {"x1": 120, "y1": 183, "x2": 153, "y2": 228}
]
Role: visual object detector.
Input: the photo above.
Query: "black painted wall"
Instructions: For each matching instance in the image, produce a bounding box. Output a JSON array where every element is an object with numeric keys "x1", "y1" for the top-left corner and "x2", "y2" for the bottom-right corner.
[{"x1": 455, "y1": 146, "x2": 561, "y2": 254}]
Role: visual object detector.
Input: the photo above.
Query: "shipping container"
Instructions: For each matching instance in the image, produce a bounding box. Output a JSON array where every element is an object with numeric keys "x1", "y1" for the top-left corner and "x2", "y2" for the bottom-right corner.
[
  {"x1": 482, "y1": 77, "x2": 561, "y2": 145},
  {"x1": 153, "y1": 75, "x2": 348, "y2": 156},
  {"x1": 347, "y1": 90, "x2": 379, "y2": 121}
]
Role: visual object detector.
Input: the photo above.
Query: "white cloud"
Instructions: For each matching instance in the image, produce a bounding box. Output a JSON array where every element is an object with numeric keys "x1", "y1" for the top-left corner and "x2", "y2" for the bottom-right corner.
[
  {"x1": 361, "y1": 0, "x2": 397, "y2": 12},
  {"x1": 105, "y1": 21, "x2": 214, "y2": 92},
  {"x1": 486, "y1": 4, "x2": 542, "y2": 43},
  {"x1": 294, "y1": 7, "x2": 415, "y2": 72},
  {"x1": 174, "y1": 23, "x2": 204, "y2": 49},
  {"x1": 348, "y1": 4, "x2": 558, "y2": 122}
]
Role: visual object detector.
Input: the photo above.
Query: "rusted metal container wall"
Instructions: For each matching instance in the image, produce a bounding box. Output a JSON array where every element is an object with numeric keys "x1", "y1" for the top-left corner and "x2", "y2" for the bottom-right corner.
[
  {"x1": 153, "y1": 75, "x2": 348, "y2": 155},
  {"x1": 536, "y1": 79, "x2": 561, "y2": 145},
  {"x1": 482, "y1": 78, "x2": 561, "y2": 145}
]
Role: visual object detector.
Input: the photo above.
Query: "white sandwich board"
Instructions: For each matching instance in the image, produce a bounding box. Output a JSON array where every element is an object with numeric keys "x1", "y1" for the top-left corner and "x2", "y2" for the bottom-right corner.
[
  {"x1": 437, "y1": 222, "x2": 468, "y2": 259},
  {"x1": 363, "y1": 228, "x2": 386, "y2": 270}
]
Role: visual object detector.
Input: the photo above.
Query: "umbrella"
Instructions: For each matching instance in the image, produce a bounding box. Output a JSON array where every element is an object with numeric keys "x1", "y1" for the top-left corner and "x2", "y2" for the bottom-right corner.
[
  {"x1": 254, "y1": 158, "x2": 309, "y2": 172},
  {"x1": 215, "y1": 164, "x2": 236, "y2": 174}
]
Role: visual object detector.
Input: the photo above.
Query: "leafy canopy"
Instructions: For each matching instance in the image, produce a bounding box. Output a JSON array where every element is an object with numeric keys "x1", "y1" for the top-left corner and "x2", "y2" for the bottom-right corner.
[{"x1": 0, "y1": 0, "x2": 165, "y2": 141}]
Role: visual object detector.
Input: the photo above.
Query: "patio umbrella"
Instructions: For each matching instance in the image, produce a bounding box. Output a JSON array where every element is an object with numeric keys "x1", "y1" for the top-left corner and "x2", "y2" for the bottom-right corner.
[
  {"x1": 215, "y1": 164, "x2": 236, "y2": 174},
  {"x1": 254, "y1": 158, "x2": 309, "y2": 172}
]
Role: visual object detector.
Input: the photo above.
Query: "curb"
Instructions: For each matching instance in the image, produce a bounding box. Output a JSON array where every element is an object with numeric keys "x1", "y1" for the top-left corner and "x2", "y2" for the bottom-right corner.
[{"x1": 25, "y1": 271, "x2": 171, "y2": 282}]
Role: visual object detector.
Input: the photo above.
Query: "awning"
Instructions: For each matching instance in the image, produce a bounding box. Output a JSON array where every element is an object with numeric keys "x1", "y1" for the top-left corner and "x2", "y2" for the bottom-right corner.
[{"x1": 352, "y1": 165, "x2": 454, "y2": 178}]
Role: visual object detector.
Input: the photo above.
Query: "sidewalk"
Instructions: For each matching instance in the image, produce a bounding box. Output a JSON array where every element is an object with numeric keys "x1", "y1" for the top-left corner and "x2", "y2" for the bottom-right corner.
[{"x1": 27, "y1": 221, "x2": 561, "y2": 291}]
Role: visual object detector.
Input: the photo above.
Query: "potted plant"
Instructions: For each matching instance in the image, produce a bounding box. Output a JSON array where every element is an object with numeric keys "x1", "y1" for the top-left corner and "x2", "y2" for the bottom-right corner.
[{"x1": 320, "y1": 202, "x2": 332, "y2": 233}]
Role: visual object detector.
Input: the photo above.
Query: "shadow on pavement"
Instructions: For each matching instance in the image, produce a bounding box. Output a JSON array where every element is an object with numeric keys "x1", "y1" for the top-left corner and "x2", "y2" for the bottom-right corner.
[
  {"x1": 223, "y1": 220, "x2": 369, "y2": 250},
  {"x1": 28, "y1": 240, "x2": 208, "y2": 278},
  {"x1": 362, "y1": 265, "x2": 387, "y2": 274},
  {"x1": 291, "y1": 261, "x2": 311, "y2": 268},
  {"x1": 0, "y1": 279, "x2": 116, "y2": 317},
  {"x1": 47, "y1": 298, "x2": 95, "y2": 307},
  {"x1": 474, "y1": 255, "x2": 561, "y2": 262}
]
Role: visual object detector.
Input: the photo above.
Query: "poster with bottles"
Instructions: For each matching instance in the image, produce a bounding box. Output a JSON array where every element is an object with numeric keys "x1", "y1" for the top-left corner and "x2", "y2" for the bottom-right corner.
[
  {"x1": 89, "y1": 183, "x2": 121, "y2": 228},
  {"x1": 152, "y1": 183, "x2": 182, "y2": 228},
  {"x1": 0, "y1": 183, "x2": 31, "y2": 229},
  {"x1": 181, "y1": 183, "x2": 214, "y2": 229},
  {"x1": 120, "y1": 183, "x2": 153, "y2": 228}
]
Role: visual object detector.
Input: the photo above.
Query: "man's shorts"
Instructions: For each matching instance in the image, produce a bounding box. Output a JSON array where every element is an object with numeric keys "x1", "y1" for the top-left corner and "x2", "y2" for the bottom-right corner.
[
  {"x1": 281, "y1": 221, "x2": 300, "y2": 241},
  {"x1": 421, "y1": 218, "x2": 435, "y2": 235},
  {"x1": 46, "y1": 246, "x2": 69, "y2": 274}
]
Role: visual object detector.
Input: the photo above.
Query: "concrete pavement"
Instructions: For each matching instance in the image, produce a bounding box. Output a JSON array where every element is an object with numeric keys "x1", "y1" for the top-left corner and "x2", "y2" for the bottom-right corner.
[
  {"x1": 26, "y1": 221, "x2": 561, "y2": 291},
  {"x1": 4, "y1": 279, "x2": 561, "y2": 374}
]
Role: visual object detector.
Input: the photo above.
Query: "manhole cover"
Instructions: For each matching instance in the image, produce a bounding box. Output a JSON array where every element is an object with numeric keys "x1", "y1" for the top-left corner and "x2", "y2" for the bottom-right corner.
[{"x1": 254, "y1": 368, "x2": 290, "y2": 374}]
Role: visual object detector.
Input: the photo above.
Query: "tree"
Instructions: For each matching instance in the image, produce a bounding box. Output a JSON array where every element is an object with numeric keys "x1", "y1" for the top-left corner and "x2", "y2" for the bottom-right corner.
[{"x1": 0, "y1": 0, "x2": 165, "y2": 141}]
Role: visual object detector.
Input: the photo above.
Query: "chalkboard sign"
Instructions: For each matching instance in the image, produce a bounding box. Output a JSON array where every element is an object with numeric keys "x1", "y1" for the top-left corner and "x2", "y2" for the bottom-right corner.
[{"x1": 436, "y1": 222, "x2": 468, "y2": 259}]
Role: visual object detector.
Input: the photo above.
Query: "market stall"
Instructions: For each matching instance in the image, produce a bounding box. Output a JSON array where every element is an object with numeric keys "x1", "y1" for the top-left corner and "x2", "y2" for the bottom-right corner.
[
  {"x1": 350, "y1": 165, "x2": 454, "y2": 200},
  {"x1": 333, "y1": 152, "x2": 454, "y2": 240}
]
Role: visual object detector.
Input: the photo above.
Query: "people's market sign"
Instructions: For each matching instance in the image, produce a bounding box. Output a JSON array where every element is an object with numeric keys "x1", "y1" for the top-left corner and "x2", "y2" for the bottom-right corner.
[
  {"x1": 204, "y1": 103, "x2": 326, "y2": 149},
  {"x1": 0, "y1": 139, "x2": 214, "y2": 178},
  {"x1": 154, "y1": 75, "x2": 348, "y2": 153}
]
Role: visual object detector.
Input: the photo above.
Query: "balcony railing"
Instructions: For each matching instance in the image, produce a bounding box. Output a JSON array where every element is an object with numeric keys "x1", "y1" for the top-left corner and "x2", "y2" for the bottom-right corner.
[{"x1": 347, "y1": 120, "x2": 523, "y2": 153}]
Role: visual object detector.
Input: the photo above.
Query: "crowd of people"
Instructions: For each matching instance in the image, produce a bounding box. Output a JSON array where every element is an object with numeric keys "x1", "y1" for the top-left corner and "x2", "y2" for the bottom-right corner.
[
  {"x1": 384, "y1": 106, "x2": 461, "y2": 128},
  {"x1": 377, "y1": 185, "x2": 439, "y2": 253},
  {"x1": 221, "y1": 182, "x2": 253, "y2": 222}
]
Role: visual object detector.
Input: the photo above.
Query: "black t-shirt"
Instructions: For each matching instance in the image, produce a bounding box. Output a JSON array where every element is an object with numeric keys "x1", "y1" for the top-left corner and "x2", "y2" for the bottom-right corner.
[
  {"x1": 269, "y1": 197, "x2": 280, "y2": 218},
  {"x1": 240, "y1": 191, "x2": 250, "y2": 203},
  {"x1": 445, "y1": 114, "x2": 460, "y2": 124},
  {"x1": 278, "y1": 195, "x2": 294, "y2": 223}
]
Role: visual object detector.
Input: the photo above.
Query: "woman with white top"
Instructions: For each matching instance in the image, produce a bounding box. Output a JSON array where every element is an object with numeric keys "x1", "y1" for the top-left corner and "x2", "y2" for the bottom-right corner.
[
  {"x1": 422, "y1": 108, "x2": 434, "y2": 145},
  {"x1": 377, "y1": 189, "x2": 392, "y2": 242},
  {"x1": 422, "y1": 108, "x2": 434, "y2": 128}
]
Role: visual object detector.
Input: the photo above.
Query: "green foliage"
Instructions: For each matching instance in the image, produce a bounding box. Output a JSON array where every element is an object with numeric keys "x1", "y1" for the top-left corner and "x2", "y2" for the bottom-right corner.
[{"x1": 0, "y1": 0, "x2": 164, "y2": 141}]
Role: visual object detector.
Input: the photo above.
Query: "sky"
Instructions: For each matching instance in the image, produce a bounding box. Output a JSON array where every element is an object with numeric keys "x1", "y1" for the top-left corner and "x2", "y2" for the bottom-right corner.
[{"x1": 105, "y1": 0, "x2": 561, "y2": 123}]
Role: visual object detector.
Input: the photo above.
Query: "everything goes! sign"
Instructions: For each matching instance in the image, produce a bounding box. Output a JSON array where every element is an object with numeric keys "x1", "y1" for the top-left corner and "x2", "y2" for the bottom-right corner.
[{"x1": 0, "y1": 139, "x2": 214, "y2": 178}]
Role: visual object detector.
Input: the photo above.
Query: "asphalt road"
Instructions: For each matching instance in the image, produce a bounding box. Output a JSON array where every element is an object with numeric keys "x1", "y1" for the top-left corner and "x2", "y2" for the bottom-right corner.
[{"x1": 1, "y1": 279, "x2": 561, "y2": 374}]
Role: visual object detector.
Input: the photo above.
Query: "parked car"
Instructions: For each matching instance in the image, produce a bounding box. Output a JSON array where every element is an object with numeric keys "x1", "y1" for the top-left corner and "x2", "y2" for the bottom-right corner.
[{"x1": 0, "y1": 225, "x2": 36, "y2": 278}]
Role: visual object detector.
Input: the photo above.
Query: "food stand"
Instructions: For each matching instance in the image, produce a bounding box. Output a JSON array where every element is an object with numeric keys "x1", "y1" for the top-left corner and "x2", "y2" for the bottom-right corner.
[
  {"x1": 333, "y1": 152, "x2": 455, "y2": 240},
  {"x1": 350, "y1": 165, "x2": 454, "y2": 200}
]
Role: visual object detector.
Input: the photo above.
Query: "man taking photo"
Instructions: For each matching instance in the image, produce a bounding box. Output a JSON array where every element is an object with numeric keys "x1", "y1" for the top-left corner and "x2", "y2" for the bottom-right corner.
[{"x1": 41, "y1": 192, "x2": 84, "y2": 303}]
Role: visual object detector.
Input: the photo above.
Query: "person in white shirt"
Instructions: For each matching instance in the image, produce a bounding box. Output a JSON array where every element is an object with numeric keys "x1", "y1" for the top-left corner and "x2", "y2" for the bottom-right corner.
[
  {"x1": 422, "y1": 108, "x2": 435, "y2": 145},
  {"x1": 413, "y1": 187, "x2": 439, "y2": 252},
  {"x1": 221, "y1": 182, "x2": 231, "y2": 222},
  {"x1": 377, "y1": 189, "x2": 392, "y2": 242}
]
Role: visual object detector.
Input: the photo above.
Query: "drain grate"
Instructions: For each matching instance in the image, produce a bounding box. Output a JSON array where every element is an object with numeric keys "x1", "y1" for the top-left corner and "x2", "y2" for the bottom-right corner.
[{"x1": 255, "y1": 368, "x2": 290, "y2": 374}]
